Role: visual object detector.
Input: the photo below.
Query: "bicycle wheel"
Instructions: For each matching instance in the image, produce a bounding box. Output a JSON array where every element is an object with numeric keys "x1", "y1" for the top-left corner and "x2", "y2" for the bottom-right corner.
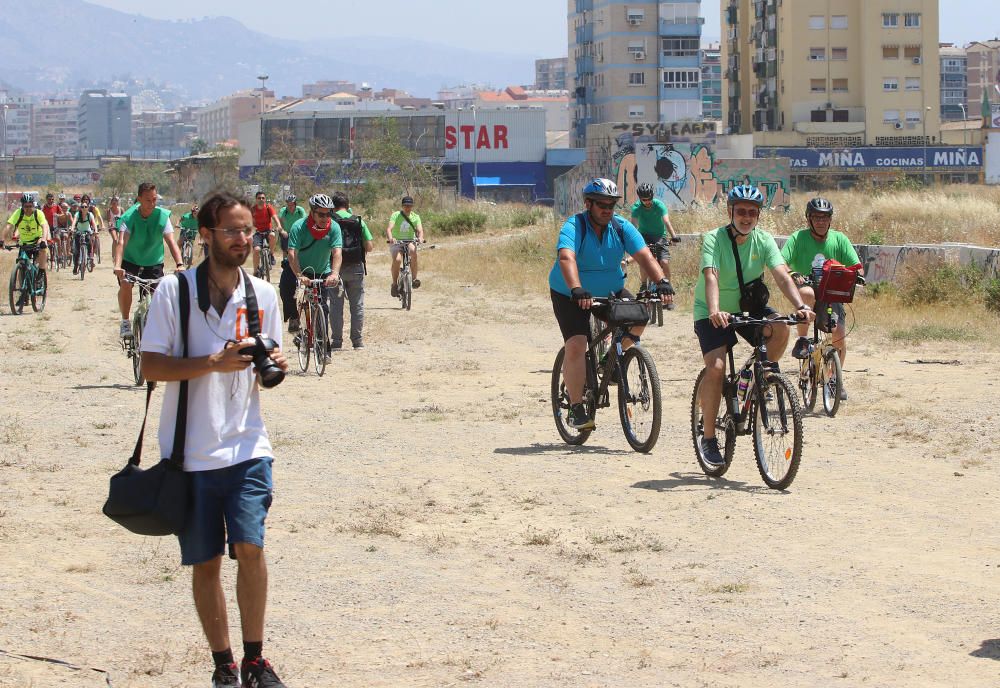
[
  {"x1": 132, "y1": 317, "x2": 144, "y2": 386},
  {"x1": 296, "y1": 305, "x2": 310, "y2": 372},
  {"x1": 261, "y1": 249, "x2": 272, "y2": 282},
  {"x1": 551, "y1": 347, "x2": 594, "y2": 445},
  {"x1": 752, "y1": 372, "x2": 803, "y2": 490},
  {"x1": 690, "y1": 367, "x2": 735, "y2": 477},
  {"x1": 312, "y1": 303, "x2": 328, "y2": 376},
  {"x1": 799, "y1": 357, "x2": 818, "y2": 412},
  {"x1": 78, "y1": 242, "x2": 87, "y2": 281},
  {"x1": 617, "y1": 347, "x2": 662, "y2": 453},
  {"x1": 182, "y1": 240, "x2": 193, "y2": 268},
  {"x1": 8, "y1": 263, "x2": 25, "y2": 315},
  {"x1": 821, "y1": 348, "x2": 843, "y2": 417},
  {"x1": 94, "y1": 235, "x2": 101, "y2": 264},
  {"x1": 30, "y1": 269, "x2": 46, "y2": 312},
  {"x1": 401, "y1": 272, "x2": 412, "y2": 311}
]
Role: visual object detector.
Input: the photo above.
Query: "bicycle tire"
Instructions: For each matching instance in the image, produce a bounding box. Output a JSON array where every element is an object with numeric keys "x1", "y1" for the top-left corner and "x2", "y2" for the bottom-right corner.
[
  {"x1": 821, "y1": 348, "x2": 843, "y2": 417},
  {"x1": 31, "y1": 269, "x2": 46, "y2": 313},
  {"x1": 132, "y1": 317, "x2": 144, "y2": 386},
  {"x1": 182, "y1": 240, "x2": 193, "y2": 268},
  {"x1": 78, "y1": 243, "x2": 87, "y2": 281},
  {"x1": 296, "y1": 305, "x2": 310, "y2": 372},
  {"x1": 799, "y1": 357, "x2": 818, "y2": 412},
  {"x1": 94, "y1": 235, "x2": 101, "y2": 264},
  {"x1": 617, "y1": 346, "x2": 662, "y2": 453},
  {"x1": 551, "y1": 347, "x2": 594, "y2": 445},
  {"x1": 8, "y1": 263, "x2": 25, "y2": 315},
  {"x1": 402, "y1": 273, "x2": 412, "y2": 311},
  {"x1": 690, "y1": 367, "x2": 735, "y2": 477},
  {"x1": 261, "y1": 248, "x2": 272, "y2": 283},
  {"x1": 752, "y1": 372, "x2": 803, "y2": 490},
  {"x1": 312, "y1": 303, "x2": 328, "y2": 376}
]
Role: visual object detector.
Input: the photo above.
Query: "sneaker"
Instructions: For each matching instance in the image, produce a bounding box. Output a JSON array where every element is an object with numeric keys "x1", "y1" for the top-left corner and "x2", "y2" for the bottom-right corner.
[
  {"x1": 700, "y1": 436, "x2": 725, "y2": 467},
  {"x1": 412, "y1": 278, "x2": 421, "y2": 289},
  {"x1": 119, "y1": 320, "x2": 132, "y2": 339},
  {"x1": 288, "y1": 318, "x2": 300, "y2": 333},
  {"x1": 323, "y1": 354, "x2": 332, "y2": 364},
  {"x1": 567, "y1": 403, "x2": 595, "y2": 430},
  {"x1": 390, "y1": 284, "x2": 399, "y2": 297},
  {"x1": 665, "y1": 302, "x2": 676, "y2": 311},
  {"x1": 353, "y1": 342, "x2": 365, "y2": 350},
  {"x1": 839, "y1": 388, "x2": 848, "y2": 401},
  {"x1": 211, "y1": 662, "x2": 240, "y2": 687},
  {"x1": 241, "y1": 657, "x2": 286, "y2": 688},
  {"x1": 791, "y1": 336, "x2": 812, "y2": 360}
]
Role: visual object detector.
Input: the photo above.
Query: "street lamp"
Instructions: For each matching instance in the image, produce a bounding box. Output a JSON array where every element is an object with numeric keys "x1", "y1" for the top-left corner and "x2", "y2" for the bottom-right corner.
[
  {"x1": 257, "y1": 74, "x2": 269, "y2": 114},
  {"x1": 958, "y1": 102, "x2": 968, "y2": 146}
]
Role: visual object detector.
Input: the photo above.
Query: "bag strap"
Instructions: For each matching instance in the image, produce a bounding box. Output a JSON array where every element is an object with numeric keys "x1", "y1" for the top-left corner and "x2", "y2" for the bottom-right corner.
[
  {"x1": 243, "y1": 269, "x2": 261, "y2": 337},
  {"x1": 727, "y1": 225, "x2": 747, "y2": 294},
  {"x1": 128, "y1": 381, "x2": 157, "y2": 467},
  {"x1": 169, "y1": 273, "x2": 191, "y2": 467}
]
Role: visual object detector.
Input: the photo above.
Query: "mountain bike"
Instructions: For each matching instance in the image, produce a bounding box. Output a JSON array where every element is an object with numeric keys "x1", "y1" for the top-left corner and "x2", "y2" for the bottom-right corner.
[
  {"x1": 122, "y1": 275, "x2": 162, "y2": 386},
  {"x1": 180, "y1": 233, "x2": 196, "y2": 269},
  {"x1": 92, "y1": 231, "x2": 101, "y2": 265},
  {"x1": 691, "y1": 314, "x2": 805, "y2": 490},
  {"x1": 5, "y1": 244, "x2": 47, "y2": 314},
  {"x1": 792, "y1": 272, "x2": 866, "y2": 418},
  {"x1": 552, "y1": 291, "x2": 662, "y2": 453},
  {"x1": 393, "y1": 239, "x2": 422, "y2": 310},
  {"x1": 73, "y1": 231, "x2": 93, "y2": 280},
  {"x1": 293, "y1": 276, "x2": 331, "y2": 376},
  {"x1": 255, "y1": 231, "x2": 274, "y2": 282}
]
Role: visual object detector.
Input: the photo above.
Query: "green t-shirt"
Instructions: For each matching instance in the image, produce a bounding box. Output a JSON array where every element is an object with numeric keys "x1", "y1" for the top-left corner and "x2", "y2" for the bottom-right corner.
[
  {"x1": 388, "y1": 210, "x2": 421, "y2": 240},
  {"x1": 335, "y1": 208, "x2": 373, "y2": 241},
  {"x1": 121, "y1": 206, "x2": 171, "y2": 267},
  {"x1": 179, "y1": 212, "x2": 199, "y2": 237},
  {"x1": 780, "y1": 228, "x2": 861, "y2": 276},
  {"x1": 629, "y1": 198, "x2": 669, "y2": 239},
  {"x1": 693, "y1": 226, "x2": 785, "y2": 321},
  {"x1": 6, "y1": 209, "x2": 48, "y2": 244},
  {"x1": 279, "y1": 205, "x2": 307, "y2": 232},
  {"x1": 288, "y1": 217, "x2": 342, "y2": 277}
]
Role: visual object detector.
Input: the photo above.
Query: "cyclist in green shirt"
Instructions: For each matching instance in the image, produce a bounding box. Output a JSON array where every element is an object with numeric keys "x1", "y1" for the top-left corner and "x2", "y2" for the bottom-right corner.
[
  {"x1": 3, "y1": 193, "x2": 50, "y2": 275},
  {"x1": 782, "y1": 197, "x2": 863, "y2": 399},
  {"x1": 278, "y1": 195, "x2": 306, "y2": 257},
  {"x1": 629, "y1": 183, "x2": 680, "y2": 308},
  {"x1": 287, "y1": 194, "x2": 342, "y2": 361},
  {"x1": 385, "y1": 195, "x2": 424, "y2": 295}
]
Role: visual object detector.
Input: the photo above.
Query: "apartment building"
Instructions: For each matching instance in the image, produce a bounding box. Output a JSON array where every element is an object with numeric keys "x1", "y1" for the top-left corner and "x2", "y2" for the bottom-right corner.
[
  {"x1": 701, "y1": 42, "x2": 722, "y2": 119},
  {"x1": 0, "y1": 94, "x2": 32, "y2": 155},
  {"x1": 78, "y1": 90, "x2": 132, "y2": 155},
  {"x1": 966, "y1": 39, "x2": 1000, "y2": 114},
  {"x1": 195, "y1": 89, "x2": 275, "y2": 146},
  {"x1": 939, "y1": 43, "x2": 968, "y2": 121},
  {"x1": 569, "y1": 0, "x2": 705, "y2": 146},
  {"x1": 535, "y1": 58, "x2": 569, "y2": 90},
  {"x1": 722, "y1": 0, "x2": 940, "y2": 146},
  {"x1": 32, "y1": 99, "x2": 78, "y2": 156}
]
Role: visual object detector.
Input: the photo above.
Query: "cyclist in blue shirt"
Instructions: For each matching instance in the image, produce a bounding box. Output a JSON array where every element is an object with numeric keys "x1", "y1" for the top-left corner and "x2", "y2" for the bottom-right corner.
[{"x1": 549, "y1": 178, "x2": 675, "y2": 430}]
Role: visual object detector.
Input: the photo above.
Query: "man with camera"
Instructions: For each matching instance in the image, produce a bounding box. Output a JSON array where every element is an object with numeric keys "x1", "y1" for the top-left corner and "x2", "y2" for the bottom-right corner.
[{"x1": 140, "y1": 191, "x2": 290, "y2": 688}]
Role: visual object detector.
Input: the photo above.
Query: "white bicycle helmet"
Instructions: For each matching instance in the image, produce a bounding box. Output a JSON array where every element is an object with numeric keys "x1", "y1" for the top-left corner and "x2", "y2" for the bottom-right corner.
[{"x1": 308, "y1": 193, "x2": 335, "y2": 210}]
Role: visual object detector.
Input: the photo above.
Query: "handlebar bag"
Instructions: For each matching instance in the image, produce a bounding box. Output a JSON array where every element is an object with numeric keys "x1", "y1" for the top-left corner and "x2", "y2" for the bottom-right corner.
[{"x1": 816, "y1": 259, "x2": 860, "y2": 304}]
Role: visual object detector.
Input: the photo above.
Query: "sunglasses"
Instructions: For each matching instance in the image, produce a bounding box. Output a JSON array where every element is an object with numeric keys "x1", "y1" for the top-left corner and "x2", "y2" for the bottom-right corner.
[
  {"x1": 591, "y1": 200, "x2": 616, "y2": 210},
  {"x1": 211, "y1": 226, "x2": 254, "y2": 238},
  {"x1": 734, "y1": 207, "x2": 760, "y2": 217}
]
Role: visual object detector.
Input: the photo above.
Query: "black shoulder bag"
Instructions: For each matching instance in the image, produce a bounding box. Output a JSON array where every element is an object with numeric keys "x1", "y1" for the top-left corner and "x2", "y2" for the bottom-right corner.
[
  {"x1": 102, "y1": 274, "x2": 192, "y2": 536},
  {"x1": 728, "y1": 226, "x2": 770, "y2": 315}
]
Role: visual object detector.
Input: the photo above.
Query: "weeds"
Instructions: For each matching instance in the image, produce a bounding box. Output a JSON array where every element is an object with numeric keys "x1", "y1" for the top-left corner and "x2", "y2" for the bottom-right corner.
[
  {"x1": 890, "y1": 325, "x2": 978, "y2": 343},
  {"x1": 523, "y1": 526, "x2": 559, "y2": 546},
  {"x1": 586, "y1": 528, "x2": 666, "y2": 553},
  {"x1": 707, "y1": 581, "x2": 751, "y2": 594}
]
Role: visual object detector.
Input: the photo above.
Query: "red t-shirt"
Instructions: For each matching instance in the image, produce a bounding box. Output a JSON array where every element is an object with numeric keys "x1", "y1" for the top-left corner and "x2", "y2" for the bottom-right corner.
[
  {"x1": 252, "y1": 203, "x2": 277, "y2": 232},
  {"x1": 42, "y1": 202, "x2": 60, "y2": 228}
]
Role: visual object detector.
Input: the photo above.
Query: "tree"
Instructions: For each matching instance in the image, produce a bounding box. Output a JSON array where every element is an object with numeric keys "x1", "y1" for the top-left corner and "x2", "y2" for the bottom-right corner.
[
  {"x1": 347, "y1": 116, "x2": 441, "y2": 210},
  {"x1": 255, "y1": 128, "x2": 328, "y2": 202},
  {"x1": 99, "y1": 161, "x2": 172, "y2": 201},
  {"x1": 189, "y1": 138, "x2": 210, "y2": 155}
]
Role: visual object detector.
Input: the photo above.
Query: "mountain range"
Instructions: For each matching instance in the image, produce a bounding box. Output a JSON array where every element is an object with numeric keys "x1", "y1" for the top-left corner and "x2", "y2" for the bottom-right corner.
[{"x1": 0, "y1": 0, "x2": 541, "y2": 102}]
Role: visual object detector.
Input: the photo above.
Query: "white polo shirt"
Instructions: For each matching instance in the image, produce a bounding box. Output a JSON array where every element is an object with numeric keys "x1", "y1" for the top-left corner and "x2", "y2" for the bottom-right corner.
[{"x1": 141, "y1": 270, "x2": 282, "y2": 472}]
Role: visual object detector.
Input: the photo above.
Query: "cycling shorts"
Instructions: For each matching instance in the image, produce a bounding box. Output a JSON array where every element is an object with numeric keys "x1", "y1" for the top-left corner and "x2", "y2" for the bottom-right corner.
[
  {"x1": 693, "y1": 307, "x2": 779, "y2": 355},
  {"x1": 252, "y1": 232, "x2": 272, "y2": 249},
  {"x1": 551, "y1": 288, "x2": 634, "y2": 343},
  {"x1": 121, "y1": 261, "x2": 164, "y2": 282},
  {"x1": 644, "y1": 237, "x2": 671, "y2": 262},
  {"x1": 390, "y1": 242, "x2": 417, "y2": 258}
]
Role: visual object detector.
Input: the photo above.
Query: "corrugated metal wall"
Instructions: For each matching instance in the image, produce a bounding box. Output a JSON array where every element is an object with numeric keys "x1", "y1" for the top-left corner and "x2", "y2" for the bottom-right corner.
[{"x1": 444, "y1": 109, "x2": 546, "y2": 164}]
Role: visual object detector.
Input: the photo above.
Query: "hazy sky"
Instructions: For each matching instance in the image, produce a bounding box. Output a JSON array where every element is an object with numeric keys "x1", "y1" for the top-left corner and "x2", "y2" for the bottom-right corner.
[{"x1": 84, "y1": 0, "x2": 995, "y2": 56}]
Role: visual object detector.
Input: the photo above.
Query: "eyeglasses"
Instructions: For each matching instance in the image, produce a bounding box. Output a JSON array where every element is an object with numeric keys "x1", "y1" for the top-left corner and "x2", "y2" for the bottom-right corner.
[
  {"x1": 591, "y1": 200, "x2": 616, "y2": 210},
  {"x1": 734, "y1": 207, "x2": 760, "y2": 217},
  {"x1": 211, "y1": 226, "x2": 254, "y2": 238}
]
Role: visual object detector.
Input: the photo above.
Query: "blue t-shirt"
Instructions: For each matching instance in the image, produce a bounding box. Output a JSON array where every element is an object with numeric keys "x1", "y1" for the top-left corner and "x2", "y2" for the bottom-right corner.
[{"x1": 548, "y1": 212, "x2": 646, "y2": 298}]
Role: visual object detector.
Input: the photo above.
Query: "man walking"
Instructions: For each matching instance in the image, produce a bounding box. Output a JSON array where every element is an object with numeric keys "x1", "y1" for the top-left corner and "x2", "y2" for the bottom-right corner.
[
  {"x1": 329, "y1": 192, "x2": 372, "y2": 350},
  {"x1": 140, "y1": 191, "x2": 289, "y2": 687}
]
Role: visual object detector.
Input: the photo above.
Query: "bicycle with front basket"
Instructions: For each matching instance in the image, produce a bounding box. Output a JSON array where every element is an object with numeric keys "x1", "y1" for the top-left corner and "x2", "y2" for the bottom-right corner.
[
  {"x1": 691, "y1": 313, "x2": 805, "y2": 490},
  {"x1": 121, "y1": 275, "x2": 162, "y2": 386},
  {"x1": 552, "y1": 291, "x2": 662, "y2": 453},
  {"x1": 5, "y1": 244, "x2": 47, "y2": 314}
]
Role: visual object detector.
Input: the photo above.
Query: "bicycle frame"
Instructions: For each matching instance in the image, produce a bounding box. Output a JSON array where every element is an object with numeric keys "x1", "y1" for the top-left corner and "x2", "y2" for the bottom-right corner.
[{"x1": 584, "y1": 293, "x2": 657, "y2": 410}]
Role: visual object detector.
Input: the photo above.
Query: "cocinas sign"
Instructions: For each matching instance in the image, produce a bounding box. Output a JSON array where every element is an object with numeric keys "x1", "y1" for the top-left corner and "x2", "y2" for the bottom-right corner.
[{"x1": 755, "y1": 146, "x2": 983, "y2": 170}]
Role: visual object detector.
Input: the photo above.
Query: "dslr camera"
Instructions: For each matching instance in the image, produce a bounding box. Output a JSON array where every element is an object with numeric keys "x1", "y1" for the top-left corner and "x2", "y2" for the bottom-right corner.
[{"x1": 239, "y1": 335, "x2": 285, "y2": 388}]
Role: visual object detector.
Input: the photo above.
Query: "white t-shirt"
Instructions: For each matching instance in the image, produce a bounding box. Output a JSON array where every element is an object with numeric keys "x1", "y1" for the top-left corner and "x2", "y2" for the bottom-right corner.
[{"x1": 141, "y1": 270, "x2": 282, "y2": 472}]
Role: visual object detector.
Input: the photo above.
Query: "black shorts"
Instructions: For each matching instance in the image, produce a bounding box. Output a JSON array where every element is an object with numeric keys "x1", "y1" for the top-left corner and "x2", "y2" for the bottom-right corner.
[
  {"x1": 253, "y1": 232, "x2": 272, "y2": 249},
  {"x1": 644, "y1": 237, "x2": 671, "y2": 262},
  {"x1": 551, "y1": 288, "x2": 634, "y2": 342},
  {"x1": 121, "y1": 261, "x2": 164, "y2": 281},
  {"x1": 694, "y1": 306, "x2": 778, "y2": 355}
]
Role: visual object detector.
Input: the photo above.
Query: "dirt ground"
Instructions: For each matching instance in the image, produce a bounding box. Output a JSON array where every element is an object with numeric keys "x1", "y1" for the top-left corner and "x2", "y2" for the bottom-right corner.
[{"x1": 0, "y1": 233, "x2": 998, "y2": 688}]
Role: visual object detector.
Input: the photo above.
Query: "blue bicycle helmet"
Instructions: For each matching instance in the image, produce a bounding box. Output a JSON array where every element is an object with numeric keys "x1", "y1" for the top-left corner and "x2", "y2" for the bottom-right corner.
[
  {"x1": 727, "y1": 184, "x2": 765, "y2": 207},
  {"x1": 582, "y1": 178, "x2": 622, "y2": 200}
]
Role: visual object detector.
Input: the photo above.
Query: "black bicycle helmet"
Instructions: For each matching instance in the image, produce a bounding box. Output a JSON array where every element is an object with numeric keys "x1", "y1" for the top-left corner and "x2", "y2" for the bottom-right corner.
[
  {"x1": 636, "y1": 183, "x2": 654, "y2": 200},
  {"x1": 20, "y1": 192, "x2": 34, "y2": 204},
  {"x1": 401, "y1": 196, "x2": 414, "y2": 206},
  {"x1": 805, "y1": 197, "x2": 833, "y2": 217}
]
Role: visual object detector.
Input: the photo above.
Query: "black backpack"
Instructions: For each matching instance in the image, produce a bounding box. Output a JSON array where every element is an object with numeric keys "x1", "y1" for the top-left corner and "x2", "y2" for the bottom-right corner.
[{"x1": 338, "y1": 214, "x2": 367, "y2": 270}]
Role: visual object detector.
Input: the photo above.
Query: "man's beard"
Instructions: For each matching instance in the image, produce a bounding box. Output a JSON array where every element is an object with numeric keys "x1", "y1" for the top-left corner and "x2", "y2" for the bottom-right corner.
[{"x1": 207, "y1": 237, "x2": 249, "y2": 268}]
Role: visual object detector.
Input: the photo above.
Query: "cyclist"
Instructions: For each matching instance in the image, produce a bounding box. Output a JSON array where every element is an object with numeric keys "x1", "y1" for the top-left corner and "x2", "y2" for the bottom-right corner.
[
  {"x1": 330, "y1": 191, "x2": 373, "y2": 350},
  {"x1": 782, "y1": 197, "x2": 863, "y2": 401},
  {"x1": 693, "y1": 184, "x2": 814, "y2": 467},
  {"x1": 106, "y1": 195, "x2": 124, "y2": 246},
  {"x1": 549, "y1": 178, "x2": 675, "y2": 430},
  {"x1": 629, "y1": 182, "x2": 680, "y2": 309},
  {"x1": 88, "y1": 196, "x2": 105, "y2": 251},
  {"x1": 178, "y1": 203, "x2": 200, "y2": 264},
  {"x1": 69, "y1": 194, "x2": 98, "y2": 274},
  {"x1": 41, "y1": 192, "x2": 62, "y2": 230},
  {"x1": 385, "y1": 195, "x2": 424, "y2": 295},
  {"x1": 3, "y1": 193, "x2": 50, "y2": 276},
  {"x1": 251, "y1": 191, "x2": 279, "y2": 277},
  {"x1": 114, "y1": 182, "x2": 184, "y2": 340},
  {"x1": 277, "y1": 194, "x2": 305, "y2": 257},
  {"x1": 55, "y1": 198, "x2": 72, "y2": 262},
  {"x1": 287, "y1": 193, "x2": 342, "y2": 359}
]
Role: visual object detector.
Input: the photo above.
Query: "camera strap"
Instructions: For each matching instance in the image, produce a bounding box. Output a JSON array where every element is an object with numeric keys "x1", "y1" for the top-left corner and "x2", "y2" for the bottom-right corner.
[{"x1": 195, "y1": 261, "x2": 261, "y2": 337}]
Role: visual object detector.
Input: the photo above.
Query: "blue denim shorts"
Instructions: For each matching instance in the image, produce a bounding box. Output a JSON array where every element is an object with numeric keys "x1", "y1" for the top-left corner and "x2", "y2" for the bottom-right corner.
[{"x1": 178, "y1": 457, "x2": 273, "y2": 566}]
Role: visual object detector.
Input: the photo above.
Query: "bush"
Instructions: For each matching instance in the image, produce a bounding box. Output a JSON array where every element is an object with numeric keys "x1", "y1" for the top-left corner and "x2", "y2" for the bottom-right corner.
[
  {"x1": 865, "y1": 281, "x2": 897, "y2": 299},
  {"x1": 426, "y1": 209, "x2": 488, "y2": 236},
  {"x1": 898, "y1": 261, "x2": 963, "y2": 306},
  {"x1": 865, "y1": 229, "x2": 885, "y2": 245},
  {"x1": 985, "y1": 278, "x2": 1000, "y2": 313}
]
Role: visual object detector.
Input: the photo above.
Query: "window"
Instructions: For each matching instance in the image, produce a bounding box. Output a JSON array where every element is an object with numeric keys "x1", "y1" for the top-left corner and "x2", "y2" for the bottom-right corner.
[
  {"x1": 626, "y1": 8, "x2": 645, "y2": 23},
  {"x1": 810, "y1": 79, "x2": 826, "y2": 93},
  {"x1": 883, "y1": 77, "x2": 899, "y2": 91},
  {"x1": 831, "y1": 15, "x2": 848, "y2": 29},
  {"x1": 662, "y1": 69, "x2": 700, "y2": 88},
  {"x1": 628, "y1": 72, "x2": 645, "y2": 86},
  {"x1": 628, "y1": 104, "x2": 645, "y2": 118},
  {"x1": 833, "y1": 109, "x2": 849, "y2": 122},
  {"x1": 811, "y1": 110, "x2": 827, "y2": 122},
  {"x1": 808, "y1": 15, "x2": 825, "y2": 29},
  {"x1": 883, "y1": 45, "x2": 899, "y2": 59},
  {"x1": 661, "y1": 37, "x2": 699, "y2": 57},
  {"x1": 904, "y1": 45, "x2": 922, "y2": 59},
  {"x1": 905, "y1": 110, "x2": 922, "y2": 123},
  {"x1": 882, "y1": 13, "x2": 899, "y2": 28},
  {"x1": 660, "y1": 2, "x2": 700, "y2": 23},
  {"x1": 905, "y1": 77, "x2": 921, "y2": 91},
  {"x1": 809, "y1": 47, "x2": 826, "y2": 61},
  {"x1": 832, "y1": 78, "x2": 848, "y2": 93},
  {"x1": 627, "y1": 40, "x2": 645, "y2": 58},
  {"x1": 831, "y1": 47, "x2": 847, "y2": 60},
  {"x1": 904, "y1": 13, "x2": 921, "y2": 27},
  {"x1": 883, "y1": 109, "x2": 900, "y2": 122}
]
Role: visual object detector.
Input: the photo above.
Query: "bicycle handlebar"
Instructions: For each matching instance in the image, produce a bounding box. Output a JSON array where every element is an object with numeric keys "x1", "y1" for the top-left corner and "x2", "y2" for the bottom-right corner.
[
  {"x1": 790, "y1": 271, "x2": 866, "y2": 287},
  {"x1": 590, "y1": 290, "x2": 660, "y2": 305},
  {"x1": 122, "y1": 274, "x2": 164, "y2": 287},
  {"x1": 726, "y1": 313, "x2": 805, "y2": 328}
]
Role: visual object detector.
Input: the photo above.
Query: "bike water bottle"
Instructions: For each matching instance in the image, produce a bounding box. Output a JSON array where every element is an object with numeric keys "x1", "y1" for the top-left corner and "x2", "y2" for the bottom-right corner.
[{"x1": 737, "y1": 366, "x2": 753, "y2": 407}]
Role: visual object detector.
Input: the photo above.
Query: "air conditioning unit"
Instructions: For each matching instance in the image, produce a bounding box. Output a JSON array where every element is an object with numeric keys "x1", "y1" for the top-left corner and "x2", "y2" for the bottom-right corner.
[
  {"x1": 893, "y1": 121, "x2": 903, "y2": 130},
  {"x1": 628, "y1": 17, "x2": 643, "y2": 25},
  {"x1": 912, "y1": 56, "x2": 922, "y2": 64},
  {"x1": 905, "y1": 122, "x2": 916, "y2": 129},
  {"x1": 632, "y1": 50, "x2": 646, "y2": 60}
]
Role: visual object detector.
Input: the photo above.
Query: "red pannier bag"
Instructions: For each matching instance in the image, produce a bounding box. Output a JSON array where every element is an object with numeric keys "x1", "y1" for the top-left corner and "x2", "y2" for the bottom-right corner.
[{"x1": 815, "y1": 259, "x2": 861, "y2": 304}]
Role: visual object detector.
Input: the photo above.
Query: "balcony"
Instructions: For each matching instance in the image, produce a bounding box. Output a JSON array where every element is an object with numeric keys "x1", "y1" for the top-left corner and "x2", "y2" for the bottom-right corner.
[
  {"x1": 575, "y1": 0, "x2": 592, "y2": 12},
  {"x1": 576, "y1": 55, "x2": 594, "y2": 74},
  {"x1": 659, "y1": 17, "x2": 704, "y2": 37},
  {"x1": 575, "y1": 24, "x2": 593, "y2": 44},
  {"x1": 660, "y1": 53, "x2": 701, "y2": 69}
]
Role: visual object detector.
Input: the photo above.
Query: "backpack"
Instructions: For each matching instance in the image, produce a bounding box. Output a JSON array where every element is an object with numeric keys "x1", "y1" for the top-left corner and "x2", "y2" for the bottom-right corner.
[
  {"x1": 13, "y1": 208, "x2": 44, "y2": 230},
  {"x1": 337, "y1": 214, "x2": 367, "y2": 270}
]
